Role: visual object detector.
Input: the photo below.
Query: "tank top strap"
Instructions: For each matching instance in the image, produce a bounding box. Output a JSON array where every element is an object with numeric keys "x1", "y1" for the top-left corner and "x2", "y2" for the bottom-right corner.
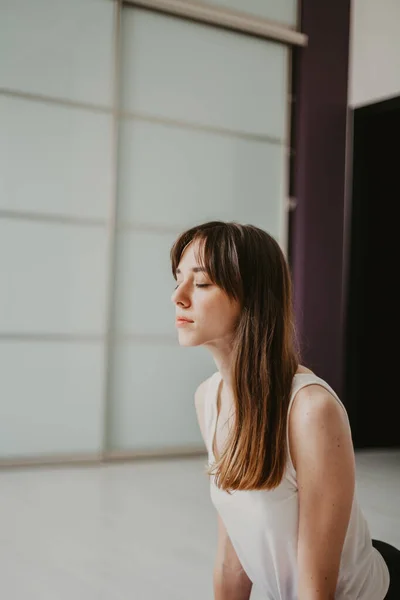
[
  {"x1": 203, "y1": 371, "x2": 222, "y2": 457},
  {"x1": 288, "y1": 373, "x2": 347, "y2": 415}
]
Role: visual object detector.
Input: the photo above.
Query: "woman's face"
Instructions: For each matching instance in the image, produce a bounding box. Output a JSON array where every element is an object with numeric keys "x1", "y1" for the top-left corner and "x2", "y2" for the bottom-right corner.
[{"x1": 171, "y1": 240, "x2": 240, "y2": 348}]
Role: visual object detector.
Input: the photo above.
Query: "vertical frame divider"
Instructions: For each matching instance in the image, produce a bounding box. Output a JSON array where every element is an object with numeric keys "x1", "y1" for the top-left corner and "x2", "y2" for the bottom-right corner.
[
  {"x1": 280, "y1": 46, "x2": 294, "y2": 256},
  {"x1": 101, "y1": 0, "x2": 123, "y2": 459}
]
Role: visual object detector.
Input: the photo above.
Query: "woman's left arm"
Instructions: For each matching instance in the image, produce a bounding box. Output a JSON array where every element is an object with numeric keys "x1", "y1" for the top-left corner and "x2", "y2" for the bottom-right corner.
[{"x1": 289, "y1": 385, "x2": 356, "y2": 600}]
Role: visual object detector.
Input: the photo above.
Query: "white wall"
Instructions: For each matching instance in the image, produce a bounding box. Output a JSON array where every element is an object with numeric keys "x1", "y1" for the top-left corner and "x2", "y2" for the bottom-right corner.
[{"x1": 349, "y1": 0, "x2": 400, "y2": 107}]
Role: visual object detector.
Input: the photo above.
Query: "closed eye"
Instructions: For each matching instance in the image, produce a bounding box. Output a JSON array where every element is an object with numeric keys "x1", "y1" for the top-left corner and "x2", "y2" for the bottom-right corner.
[{"x1": 174, "y1": 282, "x2": 211, "y2": 290}]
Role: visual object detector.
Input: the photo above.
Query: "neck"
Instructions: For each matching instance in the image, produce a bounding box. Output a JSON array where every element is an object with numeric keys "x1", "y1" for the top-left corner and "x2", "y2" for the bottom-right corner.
[{"x1": 205, "y1": 339, "x2": 235, "y2": 393}]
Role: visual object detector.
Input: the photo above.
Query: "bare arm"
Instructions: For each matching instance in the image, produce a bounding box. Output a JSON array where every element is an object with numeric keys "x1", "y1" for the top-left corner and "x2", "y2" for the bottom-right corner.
[
  {"x1": 290, "y1": 385, "x2": 355, "y2": 600},
  {"x1": 194, "y1": 380, "x2": 252, "y2": 600}
]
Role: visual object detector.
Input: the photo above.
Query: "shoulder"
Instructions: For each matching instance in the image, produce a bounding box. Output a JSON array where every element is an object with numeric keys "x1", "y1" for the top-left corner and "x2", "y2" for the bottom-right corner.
[
  {"x1": 289, "y1": 383, "x2": 353, "y2": 471},
  {"x1": 194, "y1": 373, "x2": 215, "y2": 410},
  {"x1": 296, "y1": 364, "x2": 315, "y2": 375},
  {"x1": 291, "y1": 383, "x2": 348, "y2": 427},
  {"x1": 194, "y1": 373, "x2": 218, "y2": 447}
]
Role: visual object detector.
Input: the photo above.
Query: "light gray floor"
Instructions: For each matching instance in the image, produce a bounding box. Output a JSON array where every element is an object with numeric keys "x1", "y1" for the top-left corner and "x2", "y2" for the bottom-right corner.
[{"x1": 0, "y1": 450, "x2": 399, "y2": 600}]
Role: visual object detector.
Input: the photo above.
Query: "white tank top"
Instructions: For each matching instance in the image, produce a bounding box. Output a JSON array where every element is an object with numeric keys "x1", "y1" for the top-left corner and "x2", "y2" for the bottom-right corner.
[{"x1": 205, "y1": 371, "x2": 390, "y2": 600}]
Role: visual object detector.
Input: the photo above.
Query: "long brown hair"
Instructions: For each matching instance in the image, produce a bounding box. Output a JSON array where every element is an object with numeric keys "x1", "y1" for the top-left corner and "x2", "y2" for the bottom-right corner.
[{"x1": 170, "y1": 221, "x2": 299, "y2": 491}]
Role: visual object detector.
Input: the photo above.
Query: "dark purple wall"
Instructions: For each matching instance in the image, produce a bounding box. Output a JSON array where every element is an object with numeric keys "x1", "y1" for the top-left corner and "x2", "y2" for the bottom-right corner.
[{"x1": 291, "y1": 1, "x2": 351, "y2": 397}]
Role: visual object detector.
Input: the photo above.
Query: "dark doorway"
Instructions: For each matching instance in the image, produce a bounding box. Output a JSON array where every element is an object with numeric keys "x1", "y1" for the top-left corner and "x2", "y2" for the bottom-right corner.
[{"x1": 345, "y1": 96, "x2": 400, "y2": 449}]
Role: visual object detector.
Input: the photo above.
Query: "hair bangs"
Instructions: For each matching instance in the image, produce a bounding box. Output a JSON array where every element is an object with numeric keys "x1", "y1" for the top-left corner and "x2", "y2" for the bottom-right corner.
[{"x1": 170, "y1": 222, "x2": 241, "y2": 301}]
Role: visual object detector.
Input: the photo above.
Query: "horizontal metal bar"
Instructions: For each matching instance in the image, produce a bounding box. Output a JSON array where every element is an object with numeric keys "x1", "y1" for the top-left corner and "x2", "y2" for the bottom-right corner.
[
  {"x1": 111, "y1": 334, "x2": 178, "y2": 344},
  {"x1": 119, "y1": 110, "x2": 285, "y2": 145},
  {"x1": 0, "y1": 333, "x2": 179, "y2": 344},
  {"x1": 0, "y1": 453, "x2": 102, "y2": 470},
  {"x1": 0, "y1": 87, "x2": 112, "y2": 114},
  {"x1": 116, "y1": 221, "x2": 182, "y2": 234},
  {"x1": 0, "y1": 334, "x2": 105, "y2": 343},
  {"x1": 1, "y1": 89, "x2": 287, "y2": 145},
  {"x1": 0, "y1": 209, "x2": 107, "y2": 228},
  {"x1": 0, "y1": 212, "x2": 209, "y2": 236},
  {"x1": 0, "y1": 448, "x2": 206, "y2": 469},
  {"x1": 104, "y1": 446, "x2": 207, "y2": 461},
  {"x1": 124, "y1": 0, "x2": 307, "y2": 46}
]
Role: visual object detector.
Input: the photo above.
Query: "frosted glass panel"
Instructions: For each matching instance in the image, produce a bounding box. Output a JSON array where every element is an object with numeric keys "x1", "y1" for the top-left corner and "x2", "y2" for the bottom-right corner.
[
  {"x1": 108, "y1": 342, "x2": 215, "y2": 451},
  {"x1": 121, "y1": 8, "x2": 288, "y2": 138},
  {"x1": 111, "y1": 6, "x2": 291, "y2": 454},
  {"x1": 0, "y1": 341, "x2": 104, "y2": 457},
  {"x1": 0, "y1": 96, "x2": 113, "y2": 219},
  {"x1": 117, "y1": 119, "x2": 285, "y2": 236},
  {"x1": 0, "y1": 0, "x2": 114, "y2": 105},
  {"x1": 0, "y1": 221, "x2": 108, "y2": 334},
  {"x1": 113, "y1": 231, "x2": 177, "y2": 336},
  {"x1": 196, "y1": 0, "x2": 297, "y2": 27}
]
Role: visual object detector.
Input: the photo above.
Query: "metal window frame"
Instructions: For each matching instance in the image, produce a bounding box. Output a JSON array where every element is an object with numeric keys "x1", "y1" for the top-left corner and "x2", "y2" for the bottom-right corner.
[
  {"x1": 0, "y1": 0, "x2": 305, "y2": 467},
  {"x1": 124, "y1": 0, "x2": 307, "y2": 46}
]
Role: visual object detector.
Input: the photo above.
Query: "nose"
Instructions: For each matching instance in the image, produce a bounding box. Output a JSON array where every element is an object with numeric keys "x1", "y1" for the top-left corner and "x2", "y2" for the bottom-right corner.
[{"x1": 171, "y1": 283, "x2": 191, "y2": 307}]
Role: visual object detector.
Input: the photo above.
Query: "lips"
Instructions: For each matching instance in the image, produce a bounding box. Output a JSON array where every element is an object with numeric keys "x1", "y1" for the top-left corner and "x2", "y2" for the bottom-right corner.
[{"x1": 176, "y1": 317, "x2": 194, "y2": 323}]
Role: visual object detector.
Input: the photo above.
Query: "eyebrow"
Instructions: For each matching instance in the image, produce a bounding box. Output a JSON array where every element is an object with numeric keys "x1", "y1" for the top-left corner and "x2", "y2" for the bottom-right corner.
[{"x1": 176, "y1": 267, "x2": 207, "y2": 274}]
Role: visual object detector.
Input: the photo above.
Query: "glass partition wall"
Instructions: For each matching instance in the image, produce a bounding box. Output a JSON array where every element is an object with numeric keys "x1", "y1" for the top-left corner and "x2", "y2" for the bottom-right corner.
[{"x1": 0, "y1": 0, "x2": 305, "y2": 463}]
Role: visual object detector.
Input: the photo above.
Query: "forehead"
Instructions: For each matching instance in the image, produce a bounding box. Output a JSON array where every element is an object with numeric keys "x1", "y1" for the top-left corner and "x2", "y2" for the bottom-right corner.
[{"x1": 177, "y1": 239, "x2": 204, "y2": 270}]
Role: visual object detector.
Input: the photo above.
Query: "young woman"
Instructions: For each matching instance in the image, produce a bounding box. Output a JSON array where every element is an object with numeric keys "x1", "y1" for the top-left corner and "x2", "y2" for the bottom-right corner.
[{"x1": 170, "y1": 221, "x2": 399, "y2": 600}]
